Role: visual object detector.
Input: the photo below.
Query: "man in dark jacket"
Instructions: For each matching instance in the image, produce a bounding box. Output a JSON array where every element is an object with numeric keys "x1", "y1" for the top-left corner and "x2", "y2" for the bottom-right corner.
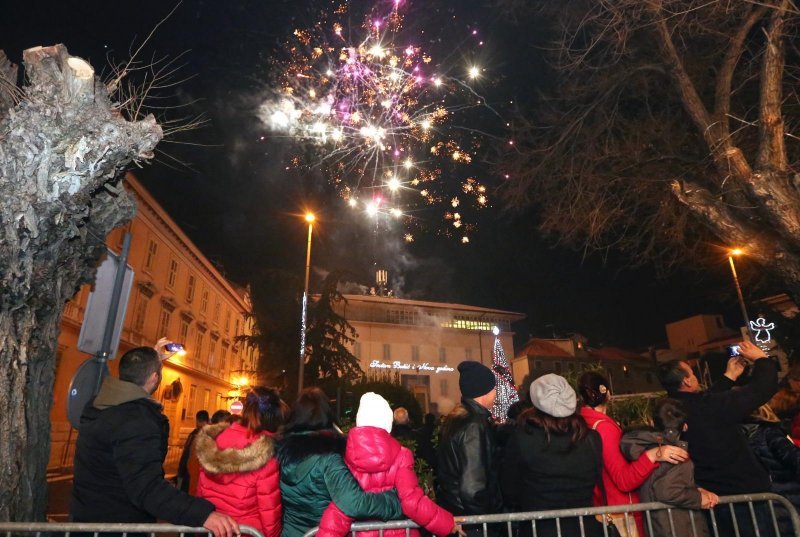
[
  {"x1": 657, "y1": 340, "x2": 778, "y2": 537},
  {"x1": 177, "y1": 409, "x2": 209, "y2": 492},
  {"x1": 437, "y1": 360, "x2": 502, "y2": 529},
  {"x1": 71, "y1": 346, "x2": 239, "y2": 537}
]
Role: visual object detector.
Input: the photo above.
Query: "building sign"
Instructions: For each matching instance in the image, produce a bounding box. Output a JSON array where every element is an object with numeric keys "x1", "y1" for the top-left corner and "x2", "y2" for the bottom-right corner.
[{"x1": 369, "y1": 359, "x2": 455, "y2": 374}]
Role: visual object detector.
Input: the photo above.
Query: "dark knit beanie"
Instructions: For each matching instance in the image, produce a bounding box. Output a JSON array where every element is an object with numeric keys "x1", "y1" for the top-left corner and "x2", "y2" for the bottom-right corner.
[{"x1": 458, "y1": 361, "x2": 496, "y2": 399}]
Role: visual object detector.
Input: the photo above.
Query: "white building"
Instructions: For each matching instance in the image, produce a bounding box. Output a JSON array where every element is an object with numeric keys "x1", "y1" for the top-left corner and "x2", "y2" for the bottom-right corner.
[{"x1": 334, "y1": 294, "x2": 524, "y2": 416}]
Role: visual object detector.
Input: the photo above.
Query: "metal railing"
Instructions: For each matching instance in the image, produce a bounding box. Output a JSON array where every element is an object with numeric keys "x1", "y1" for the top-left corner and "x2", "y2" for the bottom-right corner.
[
  {"x1": 0, "y1": 522, "x2": 264, "y2": 537},
  {"x1": 301, "y1": 493, "x2": 800, "y2": 537}
]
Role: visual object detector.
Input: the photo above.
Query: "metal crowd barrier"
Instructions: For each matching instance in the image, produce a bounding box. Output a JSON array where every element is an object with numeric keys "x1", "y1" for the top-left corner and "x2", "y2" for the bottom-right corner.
[
  {"x1": 0, "y1": 523, "x2": 264, "y2": 537},
  {"x1": 302, "y1": 493, "x2": 800, "y2": 537}
]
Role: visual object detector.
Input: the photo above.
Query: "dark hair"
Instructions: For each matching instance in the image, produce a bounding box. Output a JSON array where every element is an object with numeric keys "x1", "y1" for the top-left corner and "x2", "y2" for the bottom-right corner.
[
  {"x1": 653, "y1": 398, "x2": 687, "y2": 431},
  {"x1": 243, "y1": 386, "x2": 285, "y2": 434},
  {"x1": 210, "y1": 410, "x2": 232, "y2": 424},
  {"x1": 657, "y1": 360, "x2": 688, "y2": 394},
  {"x1": 577, "y1": 372, "x2": 610, "y2": 408},
  {"x1": 518, "y1": 406, "x2": 588, "y2": 448},
  {"x1": 424, "y1": 413, "x2": 436, "y2": 427},
  {"x1": 196, "y1": 410, "x2": 210, "y2": 422},
  {"x1": 285, "y1": 387, "x2": 335, "y2": 433},
  {"x1": 119, "y1": 347, "x2": 161, "y2": 387}
]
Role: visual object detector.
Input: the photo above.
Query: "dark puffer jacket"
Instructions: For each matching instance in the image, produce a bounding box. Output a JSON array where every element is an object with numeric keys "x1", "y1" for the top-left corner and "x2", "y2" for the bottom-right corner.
[
  {"x1": 71, "y1": 376, "x2": 214, "y2": 525},
  {"x1": 742, "y1": 420, "x2": 800, "y2": 535},
  {"x1": 277, "y1": 430, "x2": 402, "y2": 537},
  {"x1": 620, "y1": 429, "x2": 709, "y2": 537},
  {"x1": 436, "y1": 398, "x2": 503, "y2": 516}
]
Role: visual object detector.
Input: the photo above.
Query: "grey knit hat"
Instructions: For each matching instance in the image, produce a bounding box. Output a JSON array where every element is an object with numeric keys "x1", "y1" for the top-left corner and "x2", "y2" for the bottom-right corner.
[{"x1": 530, "y1": 374, "x2": 577, "y2": 418}]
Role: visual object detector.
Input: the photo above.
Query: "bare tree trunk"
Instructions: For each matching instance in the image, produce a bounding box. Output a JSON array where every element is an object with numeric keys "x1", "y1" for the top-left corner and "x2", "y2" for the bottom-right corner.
[{"x1": 0, "y1": 44, "x2": 162, "y2": 521}]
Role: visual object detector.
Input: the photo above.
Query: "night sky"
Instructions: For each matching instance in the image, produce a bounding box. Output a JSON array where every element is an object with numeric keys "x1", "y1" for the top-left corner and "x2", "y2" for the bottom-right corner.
[{"x1": 2, "y1": 0, "x2": 763, "y2": 350}]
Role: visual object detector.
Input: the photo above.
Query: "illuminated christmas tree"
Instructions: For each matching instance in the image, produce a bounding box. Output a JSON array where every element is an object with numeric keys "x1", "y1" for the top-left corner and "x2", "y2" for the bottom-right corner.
[{"x1": 490, "y1": 327, "x2": 519, "y2": 423}]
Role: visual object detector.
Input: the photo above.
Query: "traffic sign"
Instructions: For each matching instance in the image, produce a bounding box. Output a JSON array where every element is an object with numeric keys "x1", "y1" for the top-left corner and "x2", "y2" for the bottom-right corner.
[{"x1": 230, "y1": 400, "x2": 243, "y2": 415}]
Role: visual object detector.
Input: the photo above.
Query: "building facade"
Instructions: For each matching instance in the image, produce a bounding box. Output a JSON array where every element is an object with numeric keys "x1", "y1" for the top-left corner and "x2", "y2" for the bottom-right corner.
[
  {"x1": 50, "y1": 175, "x2": 259, "y2": 473},
  {"x1": 511, "y1": 336, "x2": 659, "y2": 394},
  {"x1": 334, "y1": 294, "x2": 524, "y2": 416}
]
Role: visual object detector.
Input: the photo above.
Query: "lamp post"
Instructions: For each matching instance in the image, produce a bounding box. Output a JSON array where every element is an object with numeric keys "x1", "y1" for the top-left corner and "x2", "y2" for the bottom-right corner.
[
  {"x1": 728, "y1": 248, "x2": 752, "y2": 334},
  {"x1": 298, "y1": 212, "x2": 315, "y2": 395}
]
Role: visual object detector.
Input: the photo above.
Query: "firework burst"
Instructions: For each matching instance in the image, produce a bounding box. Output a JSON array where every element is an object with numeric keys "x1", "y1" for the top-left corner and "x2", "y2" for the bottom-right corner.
[{"x1": 260, "y1": 0, "x2": 494, "y2": 242}]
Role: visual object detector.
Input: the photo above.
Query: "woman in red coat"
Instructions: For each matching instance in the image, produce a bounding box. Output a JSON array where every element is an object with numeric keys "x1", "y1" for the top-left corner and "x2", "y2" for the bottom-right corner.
[
  {"x1": 317, "y1": 392, "x2": 458, "y2": 537},
  {"x1": 196, "y1": 387, "x2": 284, "y2": 537},
  {"x1": 578, "y1": 372, "x2": 688, "y2": 537}
]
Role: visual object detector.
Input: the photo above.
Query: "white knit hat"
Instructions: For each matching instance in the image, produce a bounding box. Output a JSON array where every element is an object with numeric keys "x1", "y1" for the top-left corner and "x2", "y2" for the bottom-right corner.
[
  {"x1": 356, "y1": 392, "x2": 393, "y2": 433},
  {"x1": 530, "y1": 374, "x2": 577, "y2": 418}
]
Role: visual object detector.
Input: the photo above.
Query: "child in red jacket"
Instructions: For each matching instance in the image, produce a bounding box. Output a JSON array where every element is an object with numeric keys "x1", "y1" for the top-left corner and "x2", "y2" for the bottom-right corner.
[{"x1": 318, "y1": 392, "x2": 458, "y2": 537}]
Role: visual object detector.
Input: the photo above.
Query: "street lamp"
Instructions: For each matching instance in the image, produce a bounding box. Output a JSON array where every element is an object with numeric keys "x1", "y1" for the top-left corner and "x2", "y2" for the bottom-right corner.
[
  {"x1": 728, "y1": 248, "x2": 751, "y2": 334},
  {"x1": 298, "y1": 212, "x2": 315, "y2": 394}
]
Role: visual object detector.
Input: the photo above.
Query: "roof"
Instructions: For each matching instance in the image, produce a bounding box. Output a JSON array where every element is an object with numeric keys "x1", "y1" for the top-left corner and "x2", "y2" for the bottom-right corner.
[
  {"x1": 588, "y1": 346, "x2": 652, "y2": 365},
  {"x1": 515, "y1": 338, "x2": 572, "y2": 359},
  {"x1": 339, "y1": 293, "x2": 525, "y2": 320}
]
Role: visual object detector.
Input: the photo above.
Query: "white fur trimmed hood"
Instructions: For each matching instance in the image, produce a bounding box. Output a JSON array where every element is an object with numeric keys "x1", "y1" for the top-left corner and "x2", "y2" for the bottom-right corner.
[{"x1": 195, "y1": 422, "x2": 275, "y2": 475}]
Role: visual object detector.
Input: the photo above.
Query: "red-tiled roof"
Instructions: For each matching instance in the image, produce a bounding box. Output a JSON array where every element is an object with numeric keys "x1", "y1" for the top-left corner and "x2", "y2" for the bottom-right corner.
[{"x1": 516, "y1": 338, "x2": 572, "y2": 358}]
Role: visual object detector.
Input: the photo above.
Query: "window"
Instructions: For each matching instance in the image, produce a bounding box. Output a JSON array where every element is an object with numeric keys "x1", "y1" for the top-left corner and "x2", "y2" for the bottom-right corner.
[
  {"x1": 554, "y1": 361, "x2": 562, "y2": 373},
  {"x1": 383, "y1": 343, "x2": 391, "y2": 360},
  {"x1": 439, "y1": 347, "x2": 446, "y2": 364},
  {"x1": 144, "y1": 239, "x2": 158, "y2": 271},
  {"x1": 534, "y1": 360, "x2": 542, "y2": 369},
  {"x1": 213, "y1": 299, "x2": 221, "y2": 324},
  {"x1": 195, "y1": 330, "x2": 205, "y2": 367},
  {"x1": 156, "y1": 307, "x2": 172, "y2": 338},
  {"x1": 185, "y1": 274, "x2": 196, "y2": 303},
  {"x1": 465, "y1": 348, "x2": 472, "y2": 360},
  {"x1": 220, "y1": 342, "x2": 229, "y2": 372},
  {"x1": 200, "y1": 289, "x2": 209, "y2": 313},
  {"x1": 203, "y1": 389, "x2": 211, "y2": 412},
  {"x1": 224, "y1": 310, "x2": 232, "y2": 333},
  {"x1": 440, "y1": 379, "x2": 449, "y2": 396},
  {"x1": 234, "y1": 319, "x2": 241, "y2": 336},
  {"x1": 133, "y1": 293, "x2": 149, "y2": 332},
  {"x1": 216, "y1": 393, "x2": 223, "y2": 411},
  {"x1": 354, "y1": 342, "x2": 361, "y2": 359},
  {"x1": 180, "y1": 319, "x2": 190, "y2": 343},
  {"x1": 411, "y1": 345, "x2": 420, "y2": 362},
  {"x1": 167, "y1": 258, "x2": 178, "y2": 289},
  {"x1": 209, "y1": 337, "x2": 218, "y2": 370},
  {"x1": 187, "y1": 385, "x2": 197, "y2": 415}
]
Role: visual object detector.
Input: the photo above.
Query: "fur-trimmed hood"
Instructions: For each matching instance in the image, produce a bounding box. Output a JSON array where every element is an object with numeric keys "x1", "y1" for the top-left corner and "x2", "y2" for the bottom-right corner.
[{"x1": 195, "y1": 422, "x2": 275, "y2": 476}]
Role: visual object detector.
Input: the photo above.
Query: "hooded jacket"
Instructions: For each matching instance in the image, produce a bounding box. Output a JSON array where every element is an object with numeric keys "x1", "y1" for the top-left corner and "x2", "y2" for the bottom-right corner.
[
  {"x1": 277, "y1": 430, "x2": 403, "y2": 537},
  {"x1": 317, "y1": 426, "x2": 454, "y2": 537},
  {"x1": 620, "y1": 429, "x2": 709, "y2": 537},
  {"x1": 436, "y1": 398, "x2": 503, "y2": 516},
  {"x1": 196, "y1": 422, "x2": 281, "y2": 537},
  {"x1": 71, "y1": 376, "x2": 214, "y2": 526}
]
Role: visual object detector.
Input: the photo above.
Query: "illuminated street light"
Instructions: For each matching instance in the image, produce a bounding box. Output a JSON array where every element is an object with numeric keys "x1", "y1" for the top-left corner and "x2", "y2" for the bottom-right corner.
[
  {"x1": 298, "y1": 212, "x2": 315, "y2": 394},
  {"x1": 728, "y1": 248, "x2": 751, "y2": 335}
]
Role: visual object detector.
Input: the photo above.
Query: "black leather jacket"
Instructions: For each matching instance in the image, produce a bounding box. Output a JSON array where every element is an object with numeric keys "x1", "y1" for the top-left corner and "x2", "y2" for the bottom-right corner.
[{"x1": 435, "y1": 398, "x2": 502, "y2": 515}]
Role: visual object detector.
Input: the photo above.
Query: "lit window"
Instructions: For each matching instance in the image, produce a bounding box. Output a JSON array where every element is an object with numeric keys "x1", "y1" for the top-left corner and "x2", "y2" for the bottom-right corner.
[
  {"x1": 187, "y1": 385, "x2": 197, "y2": 415},
  {"x1": 180, "y1": 319, "x2": 190, "y2": 342}
]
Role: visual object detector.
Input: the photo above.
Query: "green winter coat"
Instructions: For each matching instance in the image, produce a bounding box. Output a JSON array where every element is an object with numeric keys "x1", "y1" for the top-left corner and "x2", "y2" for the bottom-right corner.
[{"x1": 278, "y1": 431, "x2": 402, "y2": 537}]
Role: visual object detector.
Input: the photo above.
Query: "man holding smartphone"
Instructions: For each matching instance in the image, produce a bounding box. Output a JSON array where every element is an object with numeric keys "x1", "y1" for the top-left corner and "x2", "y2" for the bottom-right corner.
[{"x1": 657, "y1": 340, "x2": 778, "y2": 537}]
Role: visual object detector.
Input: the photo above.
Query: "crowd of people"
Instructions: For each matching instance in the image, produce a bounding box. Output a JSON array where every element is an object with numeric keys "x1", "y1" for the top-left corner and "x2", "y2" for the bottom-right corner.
[{"x1": 69, "y1": 338, "x2": 800, "y2": 537}]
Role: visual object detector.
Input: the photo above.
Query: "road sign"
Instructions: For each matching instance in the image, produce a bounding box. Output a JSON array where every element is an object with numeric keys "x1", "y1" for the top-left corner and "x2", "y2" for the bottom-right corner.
[
  {"x1": 230, "y1": 400, "x2": 244, "y2": 415},
  {"x1": 77, "y1": 248, "x2": 134, "y2": 359},
  {"x1": 67, "y1": 358, "x2": 109, "y2": 429}
]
